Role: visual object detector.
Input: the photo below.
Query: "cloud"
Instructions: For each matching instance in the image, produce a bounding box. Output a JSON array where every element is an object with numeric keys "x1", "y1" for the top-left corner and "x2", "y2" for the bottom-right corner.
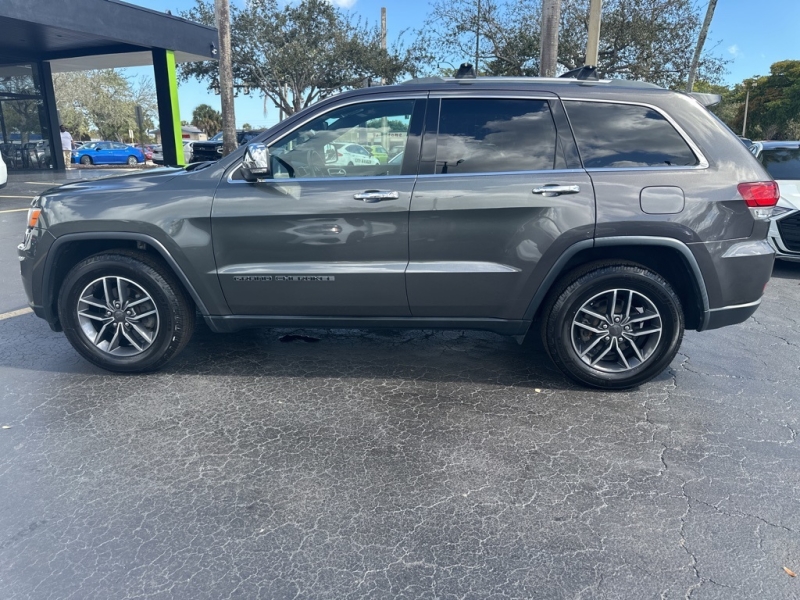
[
  {"x1": 728, "y1": 44, "x2": 740, "y2": 57},
  {"x1": 329, "y1": 0, "x2": 358, "y2": 7}
]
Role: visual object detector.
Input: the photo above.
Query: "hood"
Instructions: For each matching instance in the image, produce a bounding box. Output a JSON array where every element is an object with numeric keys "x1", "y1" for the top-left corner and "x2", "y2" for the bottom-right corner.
[
  {"x1": 42, "y1": 167, "x2": 184, "y2": 197},
  {"x1": 775, "y1": 180, "x2": 800, "y2": 210}
]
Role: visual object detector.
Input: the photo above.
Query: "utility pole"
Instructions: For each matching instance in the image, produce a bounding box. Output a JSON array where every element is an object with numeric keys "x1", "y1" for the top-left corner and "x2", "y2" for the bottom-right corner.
[
  {"x1": 686, "y1": 0, "x2": 718, "y2": 92},
  {"x1": 381, "y1": 7, "x2": 389, "y2": 151},
  {"x1": 215, "y1": 0, "x2": 237, "y2": 156},
  {"x1": 742, "y1": 82, "x2": 756, "y2": 138},
  {"x1": 539, "y1": 0, "x2": 561, "y2": 77},
  {"x1": 475, "y1": 0, "x2": 481, "y2": 73},
  {"x1": 585, "y1": 0, "x2": 602, "y2": 67}
]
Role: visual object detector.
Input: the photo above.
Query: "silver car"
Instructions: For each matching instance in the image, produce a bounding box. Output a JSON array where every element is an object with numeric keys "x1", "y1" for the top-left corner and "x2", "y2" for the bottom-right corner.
[{"x1": 750, "y1": 141, "x2": 800, "y2": 262}]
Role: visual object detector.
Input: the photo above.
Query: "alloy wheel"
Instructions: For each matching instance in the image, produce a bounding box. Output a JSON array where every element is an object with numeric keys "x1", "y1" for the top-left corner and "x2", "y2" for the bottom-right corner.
[
  {"x1": 570, "y1": 288, "x2": 663, "y2": 373},
  {"x1": 76, "y1": 276, "x2": 160, "y2": 356}
]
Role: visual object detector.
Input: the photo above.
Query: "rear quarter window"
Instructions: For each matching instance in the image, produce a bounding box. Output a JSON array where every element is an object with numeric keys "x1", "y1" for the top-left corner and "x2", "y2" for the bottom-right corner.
[{"x1": 564, "y1": 101, "x2": 698, "y2": 169}]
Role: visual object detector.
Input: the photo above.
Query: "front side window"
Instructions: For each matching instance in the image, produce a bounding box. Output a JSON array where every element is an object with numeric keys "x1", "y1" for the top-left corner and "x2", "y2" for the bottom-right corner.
[
  {"x1": 268, "y1": 99, "x2": 415, "y2": 179},
  {"x1": 564, "y1": 101, "x2": 698, "y2": 169},
  {"x1": 759, "y1": 147, "x2": 800, "y2": 180},
  {"x1": 434, "y1": 98, "x2": 558, "y2": 175}
]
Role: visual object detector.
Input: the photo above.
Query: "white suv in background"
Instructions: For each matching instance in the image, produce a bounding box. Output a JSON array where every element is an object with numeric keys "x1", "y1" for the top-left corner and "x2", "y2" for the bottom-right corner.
[
  {"x1": 751, "y1": 141, "x2": 800, "y2": 262},
  {"x1": 0, "y1": 153, "x2": 7, "y2": 189},
  {"x1": 327, "y1": 143, "x2": 380, "y2": 166}
]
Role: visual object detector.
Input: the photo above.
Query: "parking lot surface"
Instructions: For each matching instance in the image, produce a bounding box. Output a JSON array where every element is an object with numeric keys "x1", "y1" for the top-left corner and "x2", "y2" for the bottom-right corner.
[{"x1": 1, "y1": 177, "x2": 799, "y2": 599}]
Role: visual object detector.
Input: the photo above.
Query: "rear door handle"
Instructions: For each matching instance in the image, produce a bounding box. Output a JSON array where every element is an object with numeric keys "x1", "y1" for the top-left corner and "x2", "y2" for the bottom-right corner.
[
  {"x1": 532, "y1": 184, "x2": 581, "y2": 196},
  {"x1": 353, "y1": 190, "x2": 400, "y2": 202}
]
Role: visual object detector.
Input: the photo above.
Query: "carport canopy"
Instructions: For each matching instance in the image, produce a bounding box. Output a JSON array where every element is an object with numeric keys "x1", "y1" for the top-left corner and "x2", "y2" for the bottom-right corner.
[{"x1": 0, "y1": 0, "x2": 218, "y2": 169}]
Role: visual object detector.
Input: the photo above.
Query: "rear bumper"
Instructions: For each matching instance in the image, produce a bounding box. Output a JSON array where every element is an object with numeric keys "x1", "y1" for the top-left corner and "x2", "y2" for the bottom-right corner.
[
  {"x1": 691, "y1": 237, "x2": 774, "y2": 331},
  {"x1": 703, "y1": 299, "x2": 761, "y2": 331}
]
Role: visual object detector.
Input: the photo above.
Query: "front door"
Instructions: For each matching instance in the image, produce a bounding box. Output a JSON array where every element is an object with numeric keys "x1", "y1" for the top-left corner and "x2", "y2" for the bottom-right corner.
[
  {"x1": 212, "y1": 97, "x2": 425, "y2": 316},
  {"x1": 407, "y1": 95, "x2": 595, "y2": 320}
]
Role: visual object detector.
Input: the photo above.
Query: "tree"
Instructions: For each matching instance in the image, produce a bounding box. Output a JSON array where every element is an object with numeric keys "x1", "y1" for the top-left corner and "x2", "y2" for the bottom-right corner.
[
  {"x1": 180, "y1": 0, "x2": 416, "y2": 117},
  {"x1": 413, "y1": 0, "x2": 727, "y2": 88},
  {"x1": 732, "y1": 61, "x2": 800, "y2": 140},
  {"x1": 241, "y1": 123, "x2": 253, "y2": 131},
  {"x1": 191, "y1": 103, "x2": 223, "y2": 135},
  {"x1": 53, "y1": 70, "x2": 156, "y2": 141}
]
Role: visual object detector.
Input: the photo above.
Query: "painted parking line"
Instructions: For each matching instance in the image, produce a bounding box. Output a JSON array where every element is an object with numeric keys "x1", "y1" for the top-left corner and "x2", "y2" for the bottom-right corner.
[
  {"x1": 0, "y1": 308, "x2": 33, "y2": 321},
  {"x1": 0, "y1": 208, "x2": 29, "y2": 214},
  {"x1": 23, "y1": 182, "x2": 57, "y2": 185},
  {"x1": 0, "y1": 195, "x2": 33, "y2": 199}
]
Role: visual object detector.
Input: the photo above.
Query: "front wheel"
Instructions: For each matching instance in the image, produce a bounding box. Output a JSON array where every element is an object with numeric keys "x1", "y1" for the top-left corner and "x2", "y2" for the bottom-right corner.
[
  {"x1": 58, "y1": 252, "x2": 195, "y2": 372},
  {"x1": 542, "y1": 263, "x2": 684, "y2": 389},
  {"x1": 127, "y1": 156, "x2": 139, "y2": 166},
  {"x1": 80, "y1": 155, "x2": 92, "y2": 165}
]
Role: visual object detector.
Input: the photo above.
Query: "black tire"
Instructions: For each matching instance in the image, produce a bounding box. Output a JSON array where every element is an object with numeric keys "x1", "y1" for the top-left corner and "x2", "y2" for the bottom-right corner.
[
  {"x1": 58, "y1": 252, "x2": 195, "y2": 373},
  {"x1": 80, "y1": 155, "x2": 92, "y2": 165},
  {"x1": 542, "y1": 262, "x2": 684, "y2": 389},
  {"x1": 127, "y1": 156, "x2": 139, "y2": 166},
  {"x1": 347, "y1": 161, "x2": 354, "y2": 166}
]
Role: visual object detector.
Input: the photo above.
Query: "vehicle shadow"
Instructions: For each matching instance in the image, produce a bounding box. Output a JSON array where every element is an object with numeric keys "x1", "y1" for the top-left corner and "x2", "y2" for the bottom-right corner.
[
  {"x1": 0, "y1": 315, "x2": 676, "y2": 392},
  {"x1": 771, "y1": 261, "x2": 800, "y2": 281}
]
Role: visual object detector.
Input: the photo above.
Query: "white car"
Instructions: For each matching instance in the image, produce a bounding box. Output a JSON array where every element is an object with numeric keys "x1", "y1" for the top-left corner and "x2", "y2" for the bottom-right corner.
[
  {"x1": 326, "y1": 143, "x2": 380, "y2": 167},
  {"x1": 750, "y1": 141, "x2": 800, "y2": 262},
  {"x1": 183, "y1": 141, "x2": 194, "y2": 164},
  {"x1": 0, "y1": 152, "x2": 7, "y2": 189}
]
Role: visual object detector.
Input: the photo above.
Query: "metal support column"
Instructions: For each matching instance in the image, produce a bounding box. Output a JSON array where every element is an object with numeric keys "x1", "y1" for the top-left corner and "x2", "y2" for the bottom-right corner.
[
  {"x1": 152, "y1": 48, "x2": 184, "y2": 166},
  {"x1": 40, "y1": 61, "x2": 64, "y2": 170}
]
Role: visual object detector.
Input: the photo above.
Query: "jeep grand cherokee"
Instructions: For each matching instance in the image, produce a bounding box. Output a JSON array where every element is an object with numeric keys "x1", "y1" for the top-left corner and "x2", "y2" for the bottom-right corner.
[{"x1": 19, "y1": 75, "x2": 777, "y2": 388}]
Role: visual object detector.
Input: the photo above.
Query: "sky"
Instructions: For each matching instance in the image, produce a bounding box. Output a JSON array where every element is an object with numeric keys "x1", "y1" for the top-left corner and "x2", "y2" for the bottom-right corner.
[{"x1": 122, "y1": 0, "x2": 800, "y2": 131}]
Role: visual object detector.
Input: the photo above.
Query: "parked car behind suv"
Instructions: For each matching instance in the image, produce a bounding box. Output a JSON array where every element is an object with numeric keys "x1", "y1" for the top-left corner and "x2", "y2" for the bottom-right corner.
[
  {"x1": 191, "y1": 129, "x2": 264, "y2": 162},
  {"x1": 750, "y1": 141, "x2": 800, "y2": 262},
  {"x1": 19, "y1": 75, "x2": 776, "y2": 388}
]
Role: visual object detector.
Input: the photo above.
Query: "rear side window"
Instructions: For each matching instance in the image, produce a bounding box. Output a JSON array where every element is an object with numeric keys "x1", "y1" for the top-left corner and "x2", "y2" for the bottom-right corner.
[
  {"x1": 435, "y1": 98, "x2": 557, "y2": 174},
  {"x1": 759, "y1": 148, "x2": 800, "y2": 180},
  {"x1": 564, "y1": 101, "x2": 698, "y2": 169}
]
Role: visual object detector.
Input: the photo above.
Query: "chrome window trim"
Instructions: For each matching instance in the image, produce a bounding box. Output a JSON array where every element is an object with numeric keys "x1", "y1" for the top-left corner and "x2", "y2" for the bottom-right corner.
[
  {"x1": 559, "y1": 97, "x2": 710, "y2": 170},
  {"x1": 415, "y1": 168, "x2": 586, "y2": 179},
  {"x1": 224, "y1": 94, "x2": 426, "y2": 183},
  {"x1": 226, "y1": 164, "x2": 417, "y2": 185}
]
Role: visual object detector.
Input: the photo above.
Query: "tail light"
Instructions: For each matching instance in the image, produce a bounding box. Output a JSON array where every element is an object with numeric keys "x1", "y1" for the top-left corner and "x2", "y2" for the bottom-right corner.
[{"x1": 738, "y1": 181, "x2": 780, "y2": 220}]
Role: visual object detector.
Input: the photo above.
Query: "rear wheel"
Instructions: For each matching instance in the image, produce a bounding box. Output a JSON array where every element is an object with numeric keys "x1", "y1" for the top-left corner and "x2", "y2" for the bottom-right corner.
[
  {"x1": 80, "y1": 155, "x2": 92, "y2": 165},
  {"x1": 126, "y1": 155, "x2": 139, "y2": 166},
  {"x1": 542, "y1": 263, "x2": 684, "y2": 389},
  {"x1": 58, "y1": 252, "x2": 195, "y2": 372}
]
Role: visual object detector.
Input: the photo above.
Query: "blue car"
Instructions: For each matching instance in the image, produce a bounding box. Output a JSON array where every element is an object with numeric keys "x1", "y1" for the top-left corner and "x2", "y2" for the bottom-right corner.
[{"x1": 72, "y1": 142, "x2": 145, "y2": 166}]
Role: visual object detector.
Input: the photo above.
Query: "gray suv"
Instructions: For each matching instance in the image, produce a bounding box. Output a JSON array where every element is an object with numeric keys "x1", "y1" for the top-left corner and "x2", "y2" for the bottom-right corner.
[{"x1": 19, "y1": 76, "x2": 777, "y2": 388}]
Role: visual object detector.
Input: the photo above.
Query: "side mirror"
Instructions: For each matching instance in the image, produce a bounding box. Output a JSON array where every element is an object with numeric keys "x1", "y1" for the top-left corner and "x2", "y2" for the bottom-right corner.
[{"x1": 241, "y1": 143, "x2": 270, "y2": 181}]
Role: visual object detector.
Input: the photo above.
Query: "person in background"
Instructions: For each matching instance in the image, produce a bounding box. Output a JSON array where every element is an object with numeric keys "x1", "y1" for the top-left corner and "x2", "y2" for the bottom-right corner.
[{"x1": 59, "y1": 124, "x2": 74, "y2": 169}]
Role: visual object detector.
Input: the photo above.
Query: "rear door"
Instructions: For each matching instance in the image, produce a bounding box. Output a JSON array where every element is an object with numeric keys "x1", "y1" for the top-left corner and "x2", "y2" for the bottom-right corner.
[{"x1": 406, "y1": 92, "x2": 595, "y2": 320}]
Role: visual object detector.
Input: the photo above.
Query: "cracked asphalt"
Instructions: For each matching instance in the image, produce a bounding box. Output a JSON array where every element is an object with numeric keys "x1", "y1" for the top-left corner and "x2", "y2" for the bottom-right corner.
[{"x1": 1, "y1": 178, "x2": 799, "y2": 599}]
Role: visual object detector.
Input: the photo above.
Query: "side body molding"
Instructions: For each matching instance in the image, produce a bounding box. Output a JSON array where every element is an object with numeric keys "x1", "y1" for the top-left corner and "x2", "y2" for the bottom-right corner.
[
  {"x1": 522, "y1": 236, "x2": 711, "y2": 327},
  {"x1": 42, "y1": 232, "x2": 212, "y2": 323}
]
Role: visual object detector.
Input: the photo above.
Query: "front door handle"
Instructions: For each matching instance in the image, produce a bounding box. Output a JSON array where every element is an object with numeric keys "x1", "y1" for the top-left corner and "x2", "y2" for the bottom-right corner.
[
  {"x1": 353, "y1": 190, "x2": 400, "y2": 202},
  {"x1": 532, "y1": 184, "x2": 581, "y2": 196}
]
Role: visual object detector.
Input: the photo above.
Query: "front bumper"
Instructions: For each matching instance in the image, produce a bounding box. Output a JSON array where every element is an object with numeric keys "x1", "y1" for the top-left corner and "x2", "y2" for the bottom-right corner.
[{"x1": 768, "y1": 209, "x2": 800, "y2": 262}]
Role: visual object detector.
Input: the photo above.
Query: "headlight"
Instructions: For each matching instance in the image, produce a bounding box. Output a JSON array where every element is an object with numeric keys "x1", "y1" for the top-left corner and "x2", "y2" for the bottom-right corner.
[{"x1": 770, "y1": 206, "x2": 794, "y2": 219}]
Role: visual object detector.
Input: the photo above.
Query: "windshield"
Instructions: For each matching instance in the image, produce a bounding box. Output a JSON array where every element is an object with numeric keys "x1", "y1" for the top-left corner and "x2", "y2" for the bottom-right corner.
[
  {"x1": 760, "y1": 147, "x2": 800, "y2": 180},
  {"x1": 210, "y1": 132, "x2": 223, "y2": 141}
]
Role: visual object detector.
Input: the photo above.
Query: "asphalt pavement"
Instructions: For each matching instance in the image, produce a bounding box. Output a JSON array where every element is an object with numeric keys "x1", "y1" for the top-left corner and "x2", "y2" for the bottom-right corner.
[{"x1": 1, "y1": 175, "x2": 799, "y2": 599}]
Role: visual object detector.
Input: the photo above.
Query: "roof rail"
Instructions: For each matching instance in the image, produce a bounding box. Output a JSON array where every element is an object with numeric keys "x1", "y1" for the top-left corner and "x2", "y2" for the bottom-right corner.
[{"x1": 399, "y1": 75, "x2": 661, "y2": 89}]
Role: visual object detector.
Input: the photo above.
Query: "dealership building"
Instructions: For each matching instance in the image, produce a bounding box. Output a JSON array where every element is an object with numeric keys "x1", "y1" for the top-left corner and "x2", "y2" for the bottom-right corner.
[{"x1": 0, "y1": 0, "x2": 218, "y2": 170}]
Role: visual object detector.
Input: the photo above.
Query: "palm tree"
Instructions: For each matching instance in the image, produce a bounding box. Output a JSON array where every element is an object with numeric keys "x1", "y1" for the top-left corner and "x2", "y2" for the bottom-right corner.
[{"x1": 191, "y1": 104, "x2": 223, "y2": 136}]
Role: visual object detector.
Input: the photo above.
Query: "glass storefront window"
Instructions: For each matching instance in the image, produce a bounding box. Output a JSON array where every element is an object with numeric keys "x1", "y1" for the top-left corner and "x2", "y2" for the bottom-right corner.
[{"x1": 0, "y1": 63, "x2": 53, "y2": 170}]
